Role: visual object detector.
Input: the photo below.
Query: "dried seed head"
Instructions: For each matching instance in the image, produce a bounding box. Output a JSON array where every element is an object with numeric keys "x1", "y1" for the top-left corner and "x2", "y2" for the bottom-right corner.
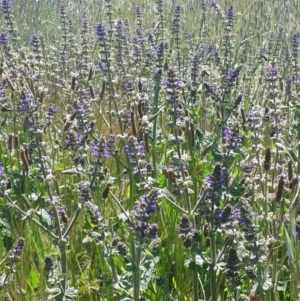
[
  {"x1": 137, "y1": 99, "x2": 144, "y2": 118},
  {"x1": 20, "y1": 149, "x2": 29, "y2": 173},
  {"x1": 138, "y1": 78, "x2": 142, "y2": 93},
  {"x1": 71, "y1": 76, "x2": 76, "y2": 91},
  {"x1": 7, "y1": 134, "x2": 13, "y2": 152},
  {"x1": 130, "y1": 108, "x2": 137, "y2": 137},
  {"x1": 203, "y1": 223, "x2": 209, "y2": 237},
  {"x1": 263, "y1": 147, "x2": 271, "y2": 171},
  {"x1": 144, "y1": 133, "x2": 150, "y2": 153},
  {"x1": 61, "y1": 212, "x2": 68, "y2": 223},
  {"x1": 100, "y1": 81, "x2": 105, "y2": 101},
  {"x1": 90, "y1": 85, "x2": 95, "y2": 99},
  {"x1": 275, "y1": 176, "x2": 284, "y2": 203},
  {"x1": 24, "y1": 147, "x2": 29, "y2": 162},
  {"x1": 88, "y1": 67, "x2": 93, "y2": 81},
  {"x1": 190, "y1": 122, "x2": 195, "y2": 147},
  {"x1": 14, "y1": 136, "x2": 19, "y2": 148},
  {"x1": 205, "y1": 236, "x2": 211, "y2": 248},
  {"x1": 102, "y1": 184, "x2": 111, "y2": 199},
  {"x1": 288, "y1": 160, "x2": 293, "y2": 181},
  {"x1": 290, "y1": 176, "x2": 298, "y2": 194}
]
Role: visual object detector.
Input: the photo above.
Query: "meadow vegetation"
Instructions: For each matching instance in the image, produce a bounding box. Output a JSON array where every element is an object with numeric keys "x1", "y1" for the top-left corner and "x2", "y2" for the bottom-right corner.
[{"x1": 0, "y1": 0, "x2": 300, "y2": 300}]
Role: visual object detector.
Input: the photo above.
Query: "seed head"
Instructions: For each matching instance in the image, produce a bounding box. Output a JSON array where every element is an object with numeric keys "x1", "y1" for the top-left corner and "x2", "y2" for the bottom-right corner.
[
  {"x1": 275, "y1": 176, "x2": 284, "y2": 203},
  {"x1": 263, "y1": 147, "x2": 271, "y2": 171}
]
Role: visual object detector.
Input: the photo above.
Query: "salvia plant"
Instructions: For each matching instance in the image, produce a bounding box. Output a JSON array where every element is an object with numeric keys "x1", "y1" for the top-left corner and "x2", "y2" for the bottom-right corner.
[{"x1": 0, "y1": 0, "x2": 299, "y2": 300}]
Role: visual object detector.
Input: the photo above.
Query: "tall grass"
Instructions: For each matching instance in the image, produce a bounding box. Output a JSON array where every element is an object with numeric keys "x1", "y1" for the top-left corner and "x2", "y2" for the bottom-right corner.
[{"x1": 0, "y1": 0, "x2": 299, "y2": 300}]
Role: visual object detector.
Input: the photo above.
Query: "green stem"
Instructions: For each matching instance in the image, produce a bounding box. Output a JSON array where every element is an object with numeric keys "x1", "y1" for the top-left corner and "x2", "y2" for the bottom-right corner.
[
  {"x1": 133, "y1": 245, "x2": 142, "y2": 301},
  {"x1": 271, "y1": 249, "x2": 277, "y2": 298},
  {"x1": 263, "y1": 171, "x2": 269, "y2": 239},
  {"x1": 63, "y1": 203, "x2": 83, "y2": 238},
  {"x1": 59, "y1": 238, "x2": 67, "y2": 293},
  {"x1": 109, "y1": 191, "x2": 129, "y2": 219},
  {"x1": 210, "y1": 235, "x2": 217, "y2": 301},
  {"x1": 163, "y1": 192, "x2": 188, "y2": 214},
  {"x1": 129, "y1": 171, "x2": 135, "y2": 210},
  {"x1": 36, "y1": 136, "x2": 68, "y2": 293},
  {"x1": 5, "y1": 194, "x2": 58, "y2": 240},
  {"x1": 192, "y1": 253, "x2": 199, "y2": 301}
]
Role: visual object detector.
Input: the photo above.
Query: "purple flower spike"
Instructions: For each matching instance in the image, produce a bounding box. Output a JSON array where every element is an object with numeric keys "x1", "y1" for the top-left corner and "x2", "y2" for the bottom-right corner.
[{"x1": 0, "y1": 162, "x2": 5, "y2": 177}]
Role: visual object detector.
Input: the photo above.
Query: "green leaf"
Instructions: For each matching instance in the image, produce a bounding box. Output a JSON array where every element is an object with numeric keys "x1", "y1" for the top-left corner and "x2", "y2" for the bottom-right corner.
[
  {"x1": 157, "y1": 173, "x2": 166, "y2": 188},
  {"x1": 284, "y1": 226, "x2": 294, "y2": 262},
  {"x1": 142, "y1": 289, "x2": 156, "y2": 301},
  {"x1": 54, "y1": 163, "x2": 65, "y2": 171},
  {"x1": 211, "y1": 149, "x2": 223, "y2": 162},
  {"x1": 28, "y1": 268, "x2": 40, "y2": 289}
]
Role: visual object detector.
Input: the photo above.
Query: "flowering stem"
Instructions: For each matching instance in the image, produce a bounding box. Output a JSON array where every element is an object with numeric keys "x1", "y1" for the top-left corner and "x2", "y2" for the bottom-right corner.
[
  {"x1": 152, "y1": 74, "x2": 161, "y2": 178},
  {"x1": 210, "y1": 202, "x2": 217, "y2": 301},
  {"x1": 298, "y1": 112, "x2": 300, "y2": 174},
  {"x1": 129, "y1": 171, "x2": 135, "y2": 210}
]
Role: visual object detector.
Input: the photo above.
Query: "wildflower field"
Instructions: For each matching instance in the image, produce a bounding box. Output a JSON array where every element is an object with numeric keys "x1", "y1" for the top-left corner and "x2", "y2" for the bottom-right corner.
[{"x1": 0, "y1": 0, "x2": 300, "y2": 300}]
